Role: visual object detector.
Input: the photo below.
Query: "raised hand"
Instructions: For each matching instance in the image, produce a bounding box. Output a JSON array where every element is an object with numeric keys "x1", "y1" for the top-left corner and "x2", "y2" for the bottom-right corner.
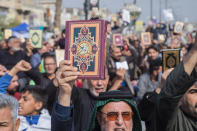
[
  {"x1": 26, "y1": 42, "x2": 33, "y2": 56},
  {"x1": 56, "y1": 60, "x2": 80, "y2": 106},
  {"x1": 9, "y1": 60, "x2": 32, "y2": 76},
  {"x1": 0, "y1": 65, "x2": 7, "y2": 76},
  {"x1": 116, "y1": 69, "x2": 126, "y2": 80},
  {"x1": 15, "y1": 60, "x2": 32, "y2": 72},
  {"x1": 56, "y1": 60, "x2": 80, "y2": 94}
]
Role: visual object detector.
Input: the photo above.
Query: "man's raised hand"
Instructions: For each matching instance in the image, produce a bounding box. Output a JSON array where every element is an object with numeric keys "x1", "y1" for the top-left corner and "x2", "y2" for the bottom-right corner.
[{"x1": 56, "y1": 60, "x2": 80, "y2": 94}]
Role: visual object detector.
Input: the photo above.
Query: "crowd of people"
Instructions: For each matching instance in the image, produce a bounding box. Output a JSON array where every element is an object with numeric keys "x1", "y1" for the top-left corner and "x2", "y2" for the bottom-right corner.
[{"x1": 0, "y1": 13, "x2": 197, "y2": 131}]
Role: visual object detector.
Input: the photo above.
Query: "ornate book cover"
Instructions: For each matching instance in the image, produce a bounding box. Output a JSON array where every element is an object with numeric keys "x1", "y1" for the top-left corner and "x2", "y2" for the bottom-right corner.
[
  {"x1": 4, "y1": 29, "x2": 12, "y2": 39},
  {"x1": 171, "y1": 35, "x2": 181, "y2": 48},
  {"x1": 162, "y1": 49, "x2": 181, "y2": 72},
  {"x1": 29, "y1": 30, "x2": 42, "y2": 48},
  {"x1": 174, "y1": 22, "x2": 184, "y2": 34},
  {"x1": 65, "y1": 20, "x2": 107, "y2": 79},
  {"x1": 141, "y1": 32, "x2": 151, "y2": 46},
  {"x1": 113, "y1": 34, "x2": 123, "y2": 46}
]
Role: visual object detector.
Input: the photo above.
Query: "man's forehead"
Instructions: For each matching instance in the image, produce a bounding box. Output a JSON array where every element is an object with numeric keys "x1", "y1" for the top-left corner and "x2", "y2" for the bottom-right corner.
[
  {"x1": 190, "y1": 84, "x2": 197, "y2": 89},
  {"x1": 21, "y1": 91, "x2": 32, "y2": 97},
  {"x1": 0, "y1": 107, "x2": 12, "y2": 121},
  {"x1": 12, "y1": 75, "x2": 18, "y2": 81},
  {"x1": 102, "y1": 101, "x2": 132, "y2": 112}
]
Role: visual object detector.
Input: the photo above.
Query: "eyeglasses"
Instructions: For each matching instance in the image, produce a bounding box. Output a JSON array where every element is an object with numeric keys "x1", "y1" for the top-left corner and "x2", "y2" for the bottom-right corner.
[{"x1": 100, "y1": 111, "x2": 133, "y2": 121}]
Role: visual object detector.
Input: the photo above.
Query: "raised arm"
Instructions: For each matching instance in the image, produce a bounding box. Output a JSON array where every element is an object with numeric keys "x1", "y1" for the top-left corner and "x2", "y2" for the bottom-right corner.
[
  {"x1": 158, "y1": 32, "x2": 197, "y2": 127},
  {"x1": 0, "y1": 60, "x2": 31, "y2": 94},
  {"x1": 56, "y1": 60, "x2": 80, "y2": 106},
  {"x1": 51, "y1": 60, "x2": 79, "y2": 131}
]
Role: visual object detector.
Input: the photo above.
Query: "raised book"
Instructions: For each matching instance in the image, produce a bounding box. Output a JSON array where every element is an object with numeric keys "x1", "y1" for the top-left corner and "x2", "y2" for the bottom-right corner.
[
  {"x1": 29, "y1": 30, "x2": 42, "y2": 48},
  {"x1": 65, "y1": 20, "x2": 107, "y2": 79},
  {"x1": 113, "y1": 34, "x2": 123, "y2": 46},
  {"x1": 141, "y1": 32, "x2": 151, "y2": 46},
  {"x1": 174, "y1": 22, "x2": 184, "y2": 34},
  {"x1": 162, "y1": 49, "x2": 181, "y2": 72},
  {"x1": 4, "y1": 29, "x2": 12, "y2": 39},
  {"x1": 55, "y1": 49, "x2": 65, "y2": 67}
]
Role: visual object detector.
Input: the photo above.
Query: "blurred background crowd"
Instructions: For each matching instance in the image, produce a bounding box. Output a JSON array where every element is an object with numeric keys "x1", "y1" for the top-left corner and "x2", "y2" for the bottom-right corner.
[{"x1": 0, "y1": 0, "x2": 197, "y2": 131}]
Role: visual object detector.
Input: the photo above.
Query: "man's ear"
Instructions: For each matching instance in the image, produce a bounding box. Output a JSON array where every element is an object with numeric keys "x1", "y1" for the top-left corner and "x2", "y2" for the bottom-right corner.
[
  {"x1": 16, "y1": 118, "x2": 20, "y2": 131},
  {"x1": 35, "y1": 101, "x2": 43, "y2": 111}
]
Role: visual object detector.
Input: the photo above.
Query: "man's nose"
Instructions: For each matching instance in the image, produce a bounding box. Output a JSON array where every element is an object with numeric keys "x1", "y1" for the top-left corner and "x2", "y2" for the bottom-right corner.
[
  {"x1": 115, "y1": 114, "x2": 124, "y2": 126},
  {"x1": 97, "y1": 80, "x2": 103, "y2": 85}
]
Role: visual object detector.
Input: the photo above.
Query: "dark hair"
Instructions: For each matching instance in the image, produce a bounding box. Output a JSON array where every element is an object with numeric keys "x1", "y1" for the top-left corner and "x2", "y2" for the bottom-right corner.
[
  {"x1": 6, "y1": 36, "x2": 17, "y2": 43},
  {"x1": 42, "y1": 53, "x2": 55, "y2": 61},
  {"x1": 146, "y1": 45, "x2": 159, "y2": 54},
  {"x1": 21, "y1": 85, "x2": 48, "y2": 110},
  {"x1": 62, "y1": 29, "x2": 66, "y2": 34},
  {"x1": 44, "y1": 54, "x2": 56, "y2": 66},
  {"x1": 149, "y1": 58, "x2": 162, "y2": 74}
]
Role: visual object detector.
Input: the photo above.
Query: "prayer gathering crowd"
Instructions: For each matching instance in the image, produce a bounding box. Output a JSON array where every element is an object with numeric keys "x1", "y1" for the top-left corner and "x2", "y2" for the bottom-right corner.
[{"x1": 0, "y1": 12, "x2": 197, "y2": 131}]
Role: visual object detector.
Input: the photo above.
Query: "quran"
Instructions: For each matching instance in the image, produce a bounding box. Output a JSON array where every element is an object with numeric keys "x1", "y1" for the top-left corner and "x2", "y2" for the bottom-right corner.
[
  {"x1": 65, "y1": 20, "x2": 107, "y2": 79},
  {"x1": 141, "y1": 32, "x2": 151, "y2": 46},
  {"x1": 113, "y1": 34, "x2": 123, "y2": 46},
  {"x1": 162, "y1": 49, "x2": 181, "y2": 72},
  {"x1": 29, "y1": 30, "x2": 42, "y2": 48}
]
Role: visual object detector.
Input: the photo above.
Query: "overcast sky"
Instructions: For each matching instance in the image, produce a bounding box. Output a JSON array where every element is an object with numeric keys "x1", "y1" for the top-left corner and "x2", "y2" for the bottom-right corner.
[{"x1": 62, "y1": 0, "x2": 197, "y2": 23}]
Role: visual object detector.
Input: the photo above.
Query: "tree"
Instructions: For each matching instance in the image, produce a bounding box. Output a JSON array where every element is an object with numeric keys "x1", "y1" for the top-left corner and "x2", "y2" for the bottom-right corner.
[{"x1": 54, "y1": 0, "x2": 62, "y2": 30}]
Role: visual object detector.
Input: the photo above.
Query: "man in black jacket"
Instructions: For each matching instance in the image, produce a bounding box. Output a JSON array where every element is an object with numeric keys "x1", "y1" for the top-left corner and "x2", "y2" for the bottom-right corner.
[{"x1": 138, "y1": 32, "x2": 197, "y2": 131}]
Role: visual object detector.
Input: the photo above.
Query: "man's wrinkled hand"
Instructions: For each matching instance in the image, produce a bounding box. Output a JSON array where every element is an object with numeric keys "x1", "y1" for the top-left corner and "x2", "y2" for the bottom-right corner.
[{"x1": 56, "y1": 60, "x2": 80, "y2": 94}]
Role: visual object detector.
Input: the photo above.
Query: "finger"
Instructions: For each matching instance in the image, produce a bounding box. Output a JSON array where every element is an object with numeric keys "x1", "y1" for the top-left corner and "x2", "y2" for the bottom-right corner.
[
  {"x1": 59, "y1": 76, "x2": 78, "y2": 84},
  {"x1": 59, "y1": 60, "x2": 72, "y2": 67},
  {"x1": 56, "y1": 70, "x2": 62, "y2": 80},
  {"x1": 61, "y1": 71, "x2": 80, "y2": 78},
  {"x1": 59, "y1": 65, "x2": 78, "y2": 73}
]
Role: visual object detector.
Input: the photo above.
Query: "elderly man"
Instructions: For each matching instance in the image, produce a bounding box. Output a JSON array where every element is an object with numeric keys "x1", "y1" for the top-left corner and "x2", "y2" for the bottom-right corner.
[
  {"x1": 52, "y1": 60, "x2": 127, "y2": 131},
  {"x1": 0, "y1": 94, "x2": 20, "y2": 131},
  {"x1": 87, "y1": 91, "x2": 142, "y2": 131}
]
